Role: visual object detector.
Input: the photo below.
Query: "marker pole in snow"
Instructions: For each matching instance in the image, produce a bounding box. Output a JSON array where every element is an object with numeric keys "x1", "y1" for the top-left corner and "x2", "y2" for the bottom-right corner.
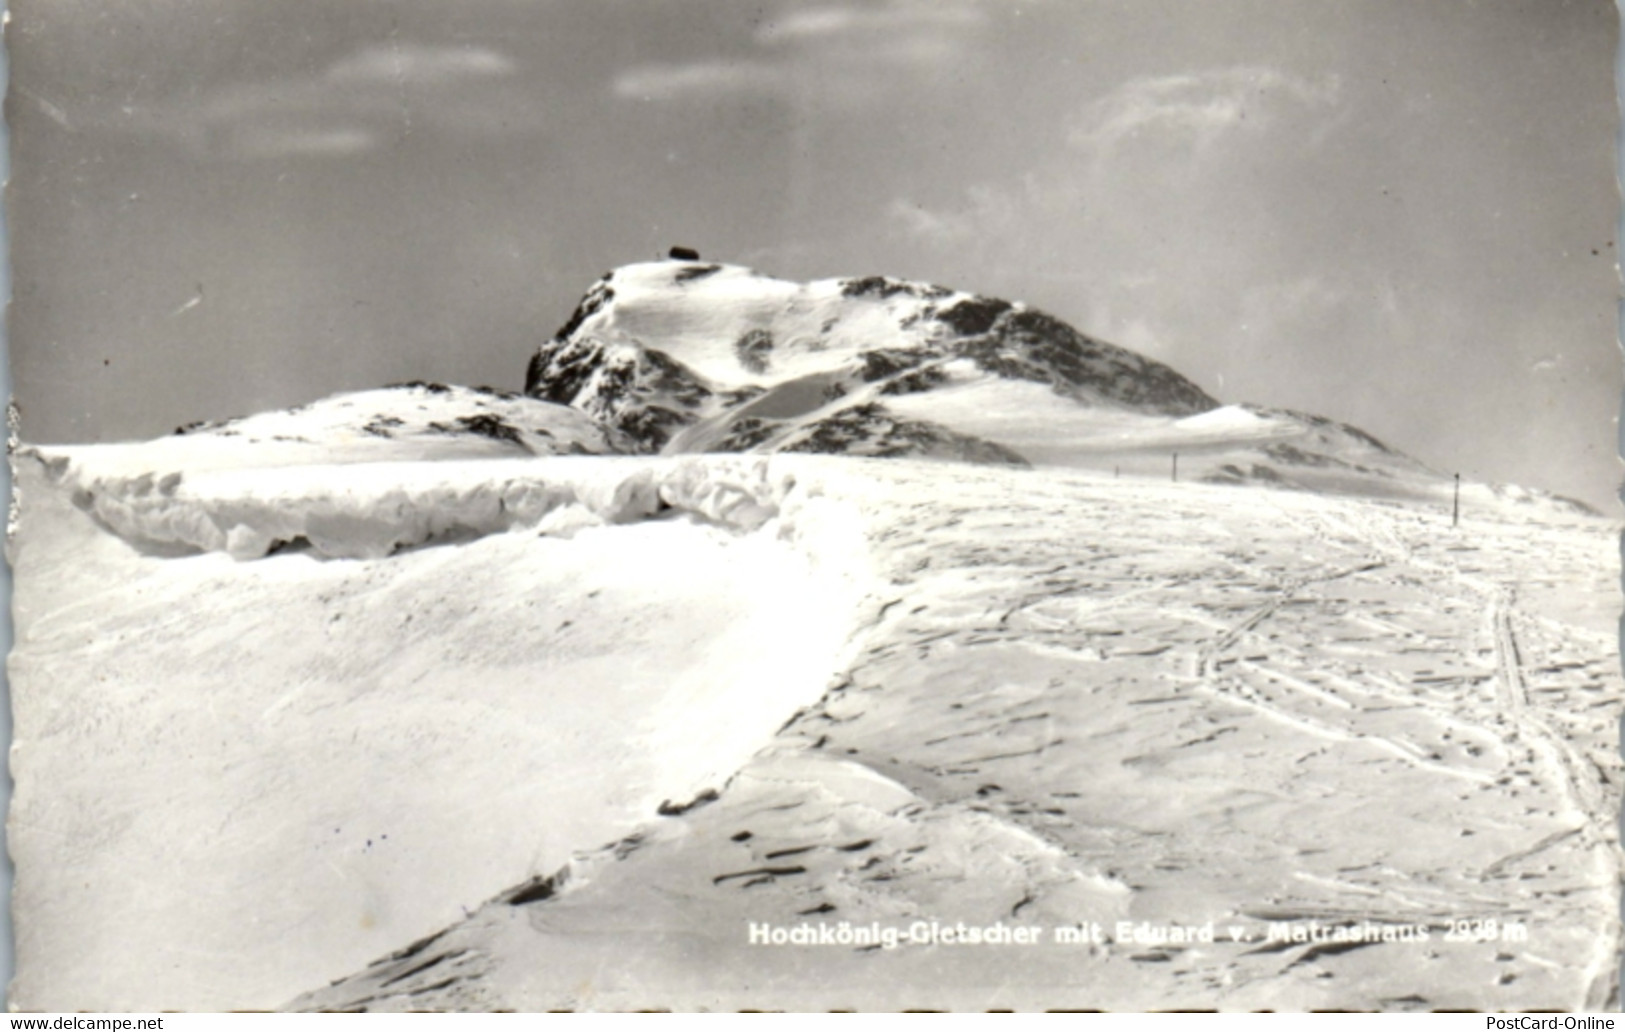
[
  {"x1": 1453, "y1": 473, "x2": 1460, "y2": 528},
  {"x1": 1171, "y1": 453, "x2": 1179, "y2": 483}
]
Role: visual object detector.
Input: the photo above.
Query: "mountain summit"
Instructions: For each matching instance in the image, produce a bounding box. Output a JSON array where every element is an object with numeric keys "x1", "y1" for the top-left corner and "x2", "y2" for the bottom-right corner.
[
  {"x1": 523, "y1": 260, "x2": 1218, "y2": 464},
  {"x1": 521, "y1": 260, "x2": 1473, "y2": 500}
]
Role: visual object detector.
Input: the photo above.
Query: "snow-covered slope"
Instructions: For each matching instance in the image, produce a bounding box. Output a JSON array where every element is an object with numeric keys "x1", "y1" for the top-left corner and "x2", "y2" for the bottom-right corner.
[
  {"x1": 10, "y1": 433, "x2": 1619, "y2": 1011},
  {"x1": 158, "y1": 382, "x2": 631, "y2": 469},
  {"x1": 8, "y1": 450, "x2": 873, "y2": 1010},
  {"x1": 272, "y1": 458, "x2": 1616, "y2": 1012}
]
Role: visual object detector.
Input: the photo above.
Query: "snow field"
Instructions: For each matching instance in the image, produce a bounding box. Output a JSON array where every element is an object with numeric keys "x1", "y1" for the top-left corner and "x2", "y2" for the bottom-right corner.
[
  {"x1": 291, "y1": 459, "x2": 1624, "y2": 1012},
  {"x1": 8, "y1": 452, "x2": 877, "y2": 1010}
]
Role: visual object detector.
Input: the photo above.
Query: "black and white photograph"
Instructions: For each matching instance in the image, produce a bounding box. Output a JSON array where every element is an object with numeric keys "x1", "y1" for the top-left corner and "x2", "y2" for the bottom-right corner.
[{"x1": 4, "y1": 0, "x2": 1621, "y2": 1013}]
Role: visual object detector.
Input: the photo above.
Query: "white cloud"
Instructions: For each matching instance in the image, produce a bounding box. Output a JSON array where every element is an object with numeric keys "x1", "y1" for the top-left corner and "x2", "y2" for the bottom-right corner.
[
  {"x1": 886, "y1": 66, "x2": 1345, "y2": 253},
  {"x1": 757, "y1": 6, "x2": 863, "y2": 41},
  {"x1": 886, "y1": 184, "x2": 1021, "y2": 245},
  {"x1": 232, "y1": 127, "x2": 381, "y2": 159},
  {"x1": 613, "y1": 0, "x2": 990, "y2": 105},
  {"x1": 755, "y1": 2, "x2": 986, "y2": 45},
  {"x1": 1070, "y1": 66, "x2": 1341, "y2": 156},
  {"x1": 611, "y1": 61, "x2": 780, "y2": 102},
  {"x1": 113, "y1": 41, "x2": 533, "y2": 160},
  {"x1": 325, "y1": 43, "x2": 516, "y2": 87}
]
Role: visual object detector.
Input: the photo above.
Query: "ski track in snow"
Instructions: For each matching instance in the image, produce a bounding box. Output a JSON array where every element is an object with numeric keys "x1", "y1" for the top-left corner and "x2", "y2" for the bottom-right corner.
[{"x1": 256, "y1": 458, "x2": 1622, "y2": 1013}]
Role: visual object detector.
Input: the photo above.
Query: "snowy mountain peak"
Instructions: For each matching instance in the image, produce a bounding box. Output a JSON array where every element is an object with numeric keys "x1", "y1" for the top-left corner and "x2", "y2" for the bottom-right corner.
[
  {"x1": 524, "y1": 260, "x2": 1218, "y2": 463},
  {"x1": 509, "y1": 260, "x2": 1596, "y2": 514}
]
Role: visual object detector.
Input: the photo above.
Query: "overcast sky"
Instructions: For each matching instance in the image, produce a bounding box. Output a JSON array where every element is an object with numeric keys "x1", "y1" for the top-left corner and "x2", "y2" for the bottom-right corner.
[{"x1": 7, "y1": 0, "x2": 1619, "y2": 507}]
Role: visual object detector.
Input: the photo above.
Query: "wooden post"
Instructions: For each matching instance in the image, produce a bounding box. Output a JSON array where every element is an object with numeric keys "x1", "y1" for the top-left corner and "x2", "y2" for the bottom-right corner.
[
  {"x1": 1452, "y1": 473, "x2": 1460, "y2": 528},
  {"x1": 1171, "y1": 452, "x2": 1179, "y2": 483}
]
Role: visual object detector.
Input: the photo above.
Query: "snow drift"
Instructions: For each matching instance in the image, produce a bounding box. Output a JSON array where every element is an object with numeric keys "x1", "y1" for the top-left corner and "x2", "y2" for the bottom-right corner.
[{"x1": 26, "y1": 447, "x2": 807, "y2": 561}]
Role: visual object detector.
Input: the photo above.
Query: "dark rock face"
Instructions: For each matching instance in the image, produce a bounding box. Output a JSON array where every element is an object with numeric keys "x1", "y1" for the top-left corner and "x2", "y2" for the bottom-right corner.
[
  {"x1": 450, "y1": 414, "x2": 524, "y2": 447},
  {"x1": 525, "y1": 335, "x2": 607, "y2": 404},
  {"x1": 856, "y1": 348, "x2": 934, "y2": 383},
  {"x1": 734, "y1": 329, "x2": 774, "y2": 375},
  {"x1": 531, "y1": 338, "x2": 718, "y2": 451},
  {"x1": 715, "y1": 416, "x2": 780, "y2": 452},
  {"x1": 1203, "y1": 463, "x2": 1290, "y2": 487},
  {"x1": 945, "y1": 307, "x2": 1217, "y2": 417},
  {"x1": 838, "y1": 276, "x2": 953, "y2": 301},
  {"x1": 936, "y1": 296, "x2": 1012, "y2": 337},
  {"x1": 781, "y1": 404, "x2": 1030, "y2": 467},
  {"x1": 674, "y1": 263, "x2": 722, "y2": 283},
  {"x1": 385, "y1": 380, "x2": 454, "y2": 395},
  {"x1": 534, "y1": 279, "x2": 615, "y2": 378}
]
